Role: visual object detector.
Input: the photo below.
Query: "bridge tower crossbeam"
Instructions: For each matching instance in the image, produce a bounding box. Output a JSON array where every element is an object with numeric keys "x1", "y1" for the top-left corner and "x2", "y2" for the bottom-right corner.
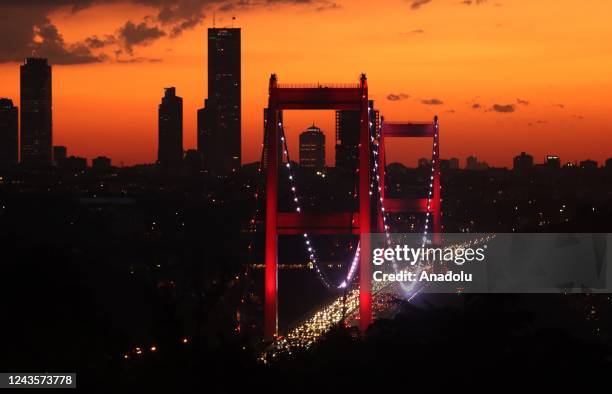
[{"x1": 377, "y1": 117, "x2": 441, "y2": 242}]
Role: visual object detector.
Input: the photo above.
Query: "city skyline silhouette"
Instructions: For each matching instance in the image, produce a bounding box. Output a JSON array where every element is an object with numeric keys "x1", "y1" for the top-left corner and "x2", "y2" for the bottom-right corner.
[{"x1": 0, "y1": 1, "x2": 610, "y2": 167}]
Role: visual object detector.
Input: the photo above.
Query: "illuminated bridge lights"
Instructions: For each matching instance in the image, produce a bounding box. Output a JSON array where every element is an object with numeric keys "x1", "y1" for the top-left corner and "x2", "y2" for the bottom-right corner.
[
  {"x1": 260, "y1": 235, "x2": 495, "y2": 362},
  {"x1": 262, "y1": 74, "x2": 445, "y2": 341}
]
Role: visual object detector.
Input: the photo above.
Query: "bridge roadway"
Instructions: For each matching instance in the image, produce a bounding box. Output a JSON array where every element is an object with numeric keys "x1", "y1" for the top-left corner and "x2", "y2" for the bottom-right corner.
[{"x1": 259, "y1": 235, "x2": 494, "y2": 362}]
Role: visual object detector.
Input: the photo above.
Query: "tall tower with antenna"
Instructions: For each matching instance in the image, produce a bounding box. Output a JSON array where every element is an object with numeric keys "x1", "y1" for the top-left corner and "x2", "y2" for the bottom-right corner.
[{"x1": 198, "y1": 24, "x2": 241, "y2": 174}]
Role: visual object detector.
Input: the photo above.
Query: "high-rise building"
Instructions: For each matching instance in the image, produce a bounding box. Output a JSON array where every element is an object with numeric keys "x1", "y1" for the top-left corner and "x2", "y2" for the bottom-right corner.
[
  {"x1": 335, "y1": 100, "x2": 377, "y2": 173},
  {"x1": 0, "y1": 98, "x2": 18, "y2": 167},
  {"x1": 200, "y1": 28, "x2": 241, "y2": 174},
  {"x1": 418, "y1": 158, "x2": 430, "y2": 168},
  {"x1": 448, "y1": 157, "x2": 460, "y2": 170},
  {"x1": 335, "y1": 110, "x2": 359, "y2": 172},
  {"x1": 513, "y1": 152, "x2": 534, "y2": 172},
  {"x1": 545, "y1": 155, "x2": 561, "y2": 170},
  {"x1": 21, "y1": 57, "x2": 52, "y2": 167},
  {"x1": 466, "y1": 156, "x2": 478, "y2": 170},
  {"x1": 261, "y1": 107, "x2": 285, "y2": 170},
  {"x1": 261, "y1": 107, "x2": 270, "y2": 168},
  {"x1": 465, "y1": 156, "x2": 488, "y2": 170},
  {"x1": 196, "y1": 99, "x2": 209, "y2": 163},
  {"x1": 184, "y1": 149, "x2": 202, "y2": 172},
  {"x1": 92, "y1": 156, "x2": 112, "y2": 170},
  {"x1": 60, "y1": 156, "x2": 87, "y2": 171},
  {"x1": 299, "y1": 124, "x2": 325, "y2": 169},
  {"x1": 579, "y1": 159, "x2": 598, "y2": 170},
  {"x1": 53, "y1": 145, "x2": 67, "y2": 166},
  {"x1": 158, "y1": 87, "x2": 183, "y2": 167}
]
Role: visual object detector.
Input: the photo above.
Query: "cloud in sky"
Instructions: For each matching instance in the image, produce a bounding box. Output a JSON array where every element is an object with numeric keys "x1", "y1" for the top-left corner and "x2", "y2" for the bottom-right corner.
[
  {"x1": 387, "y1": 93, "x2": 410, "y2": 101},
  {"x1": 315, "y1": 1, "x2": 341, "y2": 12},
  {"x1": 0, "y1": 0, "x2": 336, "y2": 64},
  {"x1": 422, "y1": 98, "x2": 444, "y2": 105},
  {"x1": 411, "y1": 0, "x2": 491, "y2": 10},
  {"x1": 528, "y1": 120, "x2": 548, "y2": 126},
  {"x1": 461, "y1": 0, "x2": 488, "y2": 5},
  {"x1": 517, "y1": 98, "x2": 530, "y2": 106},
  {"x1": 409, "y1": 0, "x2": 432, "y2": 10},
  {"x1": 118, "y1": 20, "x2": 166, "y2": 54},
  {"x1": 84, "y1": 35, "x2": 117, "y2": 49},
  {"x1": 491, "y1": 104, "x2": 515, "y2": 113},
  {"x1": 31, "y1": 19, "x2": 107, "y2": 64}
]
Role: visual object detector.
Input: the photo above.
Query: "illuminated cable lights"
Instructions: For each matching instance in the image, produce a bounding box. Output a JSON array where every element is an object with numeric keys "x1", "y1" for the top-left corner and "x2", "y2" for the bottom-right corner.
[
  {"x1": 278, "y1": 121, "x2": 366, "y2": 291},
  {"x1": 263, "y1": 118, "x2": 501, "y2": 360},
  {"x1": 278, "y1": 125, "x2": 335, "y2": 289}
]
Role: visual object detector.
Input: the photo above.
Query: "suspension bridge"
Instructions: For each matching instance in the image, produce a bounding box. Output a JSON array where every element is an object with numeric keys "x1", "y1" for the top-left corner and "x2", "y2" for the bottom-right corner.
[{"x1": 249, "y1": 73, "x2": 450, "y2": 354}]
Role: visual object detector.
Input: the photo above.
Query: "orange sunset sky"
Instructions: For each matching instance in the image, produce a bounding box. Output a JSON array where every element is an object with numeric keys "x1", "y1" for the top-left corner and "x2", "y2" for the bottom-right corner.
[{"x1": 0, "y1": 0, "x2": 611, "y2": 167}]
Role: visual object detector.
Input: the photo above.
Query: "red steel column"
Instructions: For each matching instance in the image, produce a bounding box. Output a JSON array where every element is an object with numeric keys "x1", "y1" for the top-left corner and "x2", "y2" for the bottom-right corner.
[
  {"x1": 432, "y1": 116, "x2": 441, "y2": 244},
  {"x1": 264, "y1": 75, "x2": 279, "y2": 341},
  {"x1": 358, "y1": 74, "x2": 372, "y2": 333}
]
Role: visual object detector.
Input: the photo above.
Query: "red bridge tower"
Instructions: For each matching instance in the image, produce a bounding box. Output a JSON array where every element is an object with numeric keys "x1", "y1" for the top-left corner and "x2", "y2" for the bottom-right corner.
[{"x1": 264, "y1": 74, "x2": 373, "y2": 340}]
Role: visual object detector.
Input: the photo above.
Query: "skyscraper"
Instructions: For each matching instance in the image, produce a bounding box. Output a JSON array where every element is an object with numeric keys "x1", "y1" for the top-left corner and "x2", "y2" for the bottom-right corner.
[
  {"x1": 466, "y1": 156, "x2": 479, "y2": 170},
  {"x1": 335, "y1": 100, "x2": 377, "y2": 173},
  {"x1": 579, "y1": 159, "x2": 598, "y2": 170},
  {"x1": 92, "y1": 156, "x2": 112, "y2": 171},
  {"x1": 418, "y1": 158, "x2": 431, "y2": 168},
  {"x1": 184, "y1": 149, "x2": 202, "y2": 172},
  {"x1": 466, "y1": 156, "x2": 488, "y2": 170},
  {"x1": 261, "y1": 108, "x2": 283, "y2": 169},
  {"x1": 200, "y1": 27, "x2": 241, "y2": 174},
  {"x1": 20, "y1": 57, "x2": 52, "y2": 167},
  {"x1": 0, "y1": 98, "x2": 18, "y2": 167},
  {"x1": 196, "y1": 99, "x2": 210, "y2": 163},
  {"x1": 513, "y1": 151, "x2": 533, "y2": 172},
  {"x1": 299, "y1": 124, "x2": 325, "y2": 169},
  {"x1": 261, "y1": 108, "x2": 270, "y2": 168},
  {"x1": 158, "y1": 87, "x2": 183, "y2": 167},
  {"x1": 53, "y1": 145, "x2": 67, "y2": 166},
  {"x1": 545, "y1": 155, "x2": 561, "y2": 170},
  {"x1": 335, "y1": 110, "x2": 360, "y2": 173}
]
